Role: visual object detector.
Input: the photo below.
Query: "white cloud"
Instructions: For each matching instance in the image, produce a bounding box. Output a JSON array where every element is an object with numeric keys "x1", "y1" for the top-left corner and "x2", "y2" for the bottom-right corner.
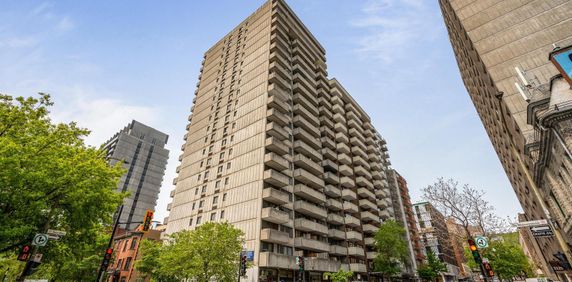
[
  {"x1": 56, "y1": 16, "x2": 74, "y2": 32},
  {"x1": 351, "y1": 0, "x2": 441, "y2": 64},
  {"x1": 0, "y1": 37, "x2": 38, "y2": 48},
  {"x1": 50, "y1": 86, "x2": 161, "y2": 146}
]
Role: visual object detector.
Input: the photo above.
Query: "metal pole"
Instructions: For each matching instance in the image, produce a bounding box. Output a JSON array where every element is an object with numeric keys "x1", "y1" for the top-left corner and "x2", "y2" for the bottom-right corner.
[{"x1": 96, "y1": 205, "x2": 123, "y2": 282}]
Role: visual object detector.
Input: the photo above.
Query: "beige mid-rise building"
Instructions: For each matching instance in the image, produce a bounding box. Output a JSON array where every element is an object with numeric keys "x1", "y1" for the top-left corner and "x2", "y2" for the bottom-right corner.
[
  {"x1": 439, "y1": 1, "x2": 572, "y2": 279},
  {"x1": 165, "y1": 0, "x2": 394, "y2": 281}
]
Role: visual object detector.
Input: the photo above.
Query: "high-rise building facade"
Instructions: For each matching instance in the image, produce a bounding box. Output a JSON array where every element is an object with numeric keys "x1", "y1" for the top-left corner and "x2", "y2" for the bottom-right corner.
[
  {"x1": 103, "y1": 120, "x2": 169, "y2": 230},
  {"x1": 413, "y1": 202, "x2": 459, "y2": 282},
  {"x1": 387, "y1": 170, "x2": 424, "y2": 276},
  {"x1": 165, "y1": 0, "x2": 394, "y2": 280},
  {"x1": 439, "y1": 0, "x2": 572, "y2": 276}
]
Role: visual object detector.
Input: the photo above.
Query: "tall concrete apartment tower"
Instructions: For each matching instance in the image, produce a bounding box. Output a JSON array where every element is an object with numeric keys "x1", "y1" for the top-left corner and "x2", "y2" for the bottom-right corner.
[
  {"x1": 439, "y1": 0, "x2": 572, "y2": 277},
  {"x1": 103, "y1": 120, "x2": 169, "y2": 230},
  {"x1": 165, "y1": 0, "x2": 394, "y2": 280},
  {"x1": 387, "y1": 170, "x2": 424, "y2": 277}
]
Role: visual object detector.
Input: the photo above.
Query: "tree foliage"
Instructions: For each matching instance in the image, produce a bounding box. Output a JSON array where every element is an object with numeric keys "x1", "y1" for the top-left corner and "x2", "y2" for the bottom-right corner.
[
  {"x1": 464, "y1": 233, "x2": 533, "y2": 280},
  {"x1": 137, "y1": 222, "x2": 244, "y2": 282},
  {"x1": 373, "y1": 220, "x2": 409, "y2": 279},
  {"x1": 323, "y1": 269, "x2": 354, "y2": 282},
  {"x1": 423, "y1": 178, "x2": 512, "y2": 237},
  {"x1": 0, "y1": 93, "x2": 125, "y2": 280},
  {"x1": 417, "y1": 251, "x2": 447, "y2": 282}
]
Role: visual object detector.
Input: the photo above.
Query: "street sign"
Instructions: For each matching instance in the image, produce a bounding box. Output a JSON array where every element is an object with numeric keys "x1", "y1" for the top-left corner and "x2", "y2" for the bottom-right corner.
[
  {"x1": 475, "y1": 236, "x2": 489, "y2": 249},
  {"x1": 531, "y1": 225, "x2": 554, "y2": 237},
  {"x1": 518, "y1": 219, "x2": 548, "y2": 228},
  {"x1": 32, "y1": 234, "x2": 48, "y2": 247},
  {"x1": 47, "y1": 235, "x2": 60, "y2": 241},
  {"x1": 47, "y1": 229, "x2": 67, "y2": 237},
  {"x1": 242, "y1": 251, "x2": 254, "y2": 261},
  {"x1": 32, "y1": 253, "x2": 43, "y2": 263}
]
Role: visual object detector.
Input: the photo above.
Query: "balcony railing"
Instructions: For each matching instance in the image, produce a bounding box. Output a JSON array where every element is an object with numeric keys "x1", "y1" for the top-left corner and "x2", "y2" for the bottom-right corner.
[
  {"x1": 294, "y1": 218, "x2": 328, "y2": 235},
  {"x1": 262, "y1": 188, "x2": 290, "y2": 205},
  {"x1": 261, "y1": 207, "x2": 290, "y2": 224},
  {"x1": 294, "y1": 184, "x2": 326, "y2": 204}
]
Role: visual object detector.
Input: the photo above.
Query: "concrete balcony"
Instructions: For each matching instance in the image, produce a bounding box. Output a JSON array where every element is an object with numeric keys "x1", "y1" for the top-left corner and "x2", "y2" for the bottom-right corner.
[
  {"x1": 294, "y1": 218, "x2": 328, "y2": 235},
  {"x1": 304, "y1": 257, "x2": 343, "y2": 272},
  {"x1": 365, "y1": 137, "x2": 375, "y2": 145},
  {"x1": 375, "y1": 189, "x2": 387, "y2": 198},
  {"x1": 359, "y1": 199, "x2": 377, "y2": 210},
  {"x1": 266, "y1": 137, "x2": 289, "y2": 155},
  {"x1": 357, "y1": 188, "x2": 376, "y2": 201},
  {"x1": 348, "y1": 128, "x2": 364, "y2": 142},
  {"x1": 266, "y1": 122, "x2": 290, "y2": 141},
  {"x1": 268, "y1": 95, "x2": 290, "y2": 113},
  {"x1": 321, "y1": 136, "x2": 336, "y2": 150},
  {"x1": 343, "y1": 201, "x2": 359, "y2": 214},
  {"x1": 330, "y1": 245, "x2": 347, "y2": 256},
  {"x1": 265, "y1": 152, "x2": 289, "y2": 171},
  {"x1": 261, "y1": 228, "x2": 293, "y2": 245},
  {"x1": 348, "y1": 246, "x2": 365, "y2": 257},
  {"x1": 294, "y1": 154, "x2": 323, "y2": 175},
  {"x1": 347, "y1": 119, "x2": 360, "y2": 130},
  {"x1": 320, "y1": 106, "x2": 333, "y2": 119},
  {"x1": 166, "y1": 203, "x2": 172, "y2": 211},
  {"x1": 350, "y1": 136, "x2": 366, "y2": 149},
  {"x1": 293, "y1": 103, "x2": 319, "y2": 124},
  {"x1": 324, "y1": 185, "x2": 341, "y2": 197},
  {"x1": 379, "y1": 210, "x2": 391, "y2": 220},
  {"x1": 169, "y1": 189, "x2": 175, "y2": 198},
  {"x1": 352, "y1": 146, "x2": 368, "y2": 160},
  {"x1": 333, "y1": 113, "x2": 346, "y2": 123},
  {"x1": 267, "y1": 108, "x2": 289, "y2": 126},
  {"x1": 323, "y1": 172, "x2": 340, "y2": 185},
  {"x1": 336, "y1": 142, "x2": 351, "y2": 154},
  {"x1": 328, "y1": 228, "x2": 345, "y2": 240},
  {"x1": 364, "y1": 237, "x2": 375, "y2": 246},
  {"x1": 320, "y1": 126, "x2": 335, "y2": 139},
  {"x1": 263, "y1": 188, "x2": 290, "y2": 205},
  {"x1": 353, "y1": 156, "x2": 368, "y2": 168},
  {"x1": 363, "y1": 129, "x2": 373, "y2": 138},
  {"x1": 373, "y1": 180, "x2": 384, "y2": 189},
  {"x1": 262, "y1": 207, "x2": 290, "y2": 224},
  {"x1": 369, "y1": 153, "x2": 382, "y2": 163},
  {"x1": 377, "y1": 199, "x2": 389, "y2": 209},
  {"x1": 361, "y1": 210, "x2": 380, "y2": 222},
  {"x1": 295, "y1": 237, "x2": 329, "y2": 252},
  {"x1": 366, "y1": 144, "x2": 376, "y2": 154},
  {"x1": 321, "y1": 147, "x2": 337, "y2": 160},
  {"x1": 350, "y1": 263, "x2": 367, "y2": 273},
  {"x1": 356, "y1": 176, "x2": 373, "y2": 189},
  {"x1": 335, "y1": 132, "x2": 349, "y2": 144},
  {"x1": 345, "y1": 229, "x2": 362, "y2": 241},
  {"x1": 269, "y1": 72, "x2": 290, "y2": 91},
  {"x1": 363, "y1": 224, "x2": 377, "y2": 234},
  {"x1": 370, "y1": 162, "x2": 382, "y2": 171},
  {"x1": 332, "y1": 104, "x2": 344, "y2": 114},
  {"x1": 327, "y1": 213, "x2": 344, "y2": 225},
  {"x1": 294, "y1": 168, "x2": 324, "y2": 189},
  {"x1": 341, "y1": 189, "x2": 357, "y2": 201},
  {"x1": 340, "y1": 176, "x2": 355, "y2": 188},
  {"x1": 293, "y1": 116, "x2": 320, "y2": 139},
  {"x1": 294, "y1": 184, "x2": 326, "y2": 204},
  {"x1": 331, "y1": 96, "x2": 343, "y2": 106},
  {"x1": 338, "y1": 153, "x2": 352, "y2": 165},
  {"x1": 259, "y1": 252, "x2": 295, "y2": 270},
  {"x1": 338, "y1": 164, "x2": 353, "y2": 176},
  {"x1": 322, "y1": 159, "x2": 338, "y2": 172},
  {"x1": 294, "y1": 141, "x2": 322, "y2": 162},
  {"x1": 326, "y1": 199, "x2": 343, "y2": 211},
  {"x1": 294, "y1": 200, "x2": 327, "y2": 219},
  {"x1": 367, "y1": 251, "x2": 378, "y2": 260},
  {"x1": 372, "y1": 170, "x2": 383, "y2": 180},
  {"x1": 292, "y1": 127, "x2": 322, "y2": 150},
  {"x1": 334, "y1": 122, "x2": 348, "y2": 133},
  {"x1": 264, "y1": 169, "x2": 290, "y2": 187}
]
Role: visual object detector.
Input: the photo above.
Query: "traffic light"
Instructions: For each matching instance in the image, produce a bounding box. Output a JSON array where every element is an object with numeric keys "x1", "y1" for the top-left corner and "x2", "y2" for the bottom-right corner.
[
  {"x1": 143, "y1": 210, "x2": 154, "y2": 232},
  {"x1": 102, "y1": 248, "x2": 113, "y2": 269},
  {"x1": 297, "y1": 256, "x2": 304, "y2": 272},
  {"x1": 17, "y1": 245, "x2": 32, "y2": 261},
  {"x1": 23, "y1": 261, "x2": 41, "y2": 276},
  {"x1": 239, "y1": 254, "x2": 247, "y2": 276},
  {"x1": 467, "y1": 239, "x2": 482, "y2": 264},
  {"x1": 483, "y1": 261, "x2": 494, "y2": 277}
]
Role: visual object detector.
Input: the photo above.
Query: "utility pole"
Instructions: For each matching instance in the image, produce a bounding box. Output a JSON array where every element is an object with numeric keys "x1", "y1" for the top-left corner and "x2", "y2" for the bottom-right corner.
[{"x1": 96, "y1": 205, "x2": 123, "y2": 282}]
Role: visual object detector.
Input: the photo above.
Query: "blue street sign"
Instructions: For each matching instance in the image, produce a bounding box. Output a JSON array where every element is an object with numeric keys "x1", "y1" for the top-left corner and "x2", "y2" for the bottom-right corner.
[{"x1": 242, "y1": 251, "x2": 254, "y2": 261}]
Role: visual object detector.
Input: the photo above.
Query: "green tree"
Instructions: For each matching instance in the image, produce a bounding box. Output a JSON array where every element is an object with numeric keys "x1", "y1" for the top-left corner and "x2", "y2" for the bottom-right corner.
[
  {"x1": 464, "y1": 233, "x2": 533, "y2": 280},
  {"x1": 0, "y1": 93, "x2": 125, "y2": 280},
  {"x1": 373, "y1": 220, "x2": 409, "y2": 280},
  {"x1": 136, "y1": 239, "x2": 177, "y2": 282},
  {"x1": 417, "y1": 251, "x2": 447, "y2": 282},
  {"x1": 137, "y1": 222, "x2": 244, "y2": 282},
  {"x1": 323, "y1": 269, "x2": 354, "y2": 282}
]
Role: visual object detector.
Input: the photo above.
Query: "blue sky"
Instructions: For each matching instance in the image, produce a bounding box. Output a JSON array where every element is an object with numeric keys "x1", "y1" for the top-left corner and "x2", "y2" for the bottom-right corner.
[{"x1": 0, "y1": 0, "x2": 522, "y2": 221}]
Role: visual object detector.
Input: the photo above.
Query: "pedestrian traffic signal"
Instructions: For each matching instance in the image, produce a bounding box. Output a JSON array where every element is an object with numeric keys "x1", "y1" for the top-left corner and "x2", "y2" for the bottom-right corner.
[
  {"x1": 467, "y1": 239, "x2": 482, "y2": 264},
  {"x1": 239, "y1": 254, "x2": 247, "y2": 276},
  {"x1": 17, "y1": 245, "x2": 32, "y2": 261},
  {"x1": 483, "y1": 261, "x2": 494, "y2": 277},
  {"x1": 143, "y1": 210, "x2": 154, "y2": 232},
  {"x1": 102, "y1": 248, "x2": 113, "y2": 269}
]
